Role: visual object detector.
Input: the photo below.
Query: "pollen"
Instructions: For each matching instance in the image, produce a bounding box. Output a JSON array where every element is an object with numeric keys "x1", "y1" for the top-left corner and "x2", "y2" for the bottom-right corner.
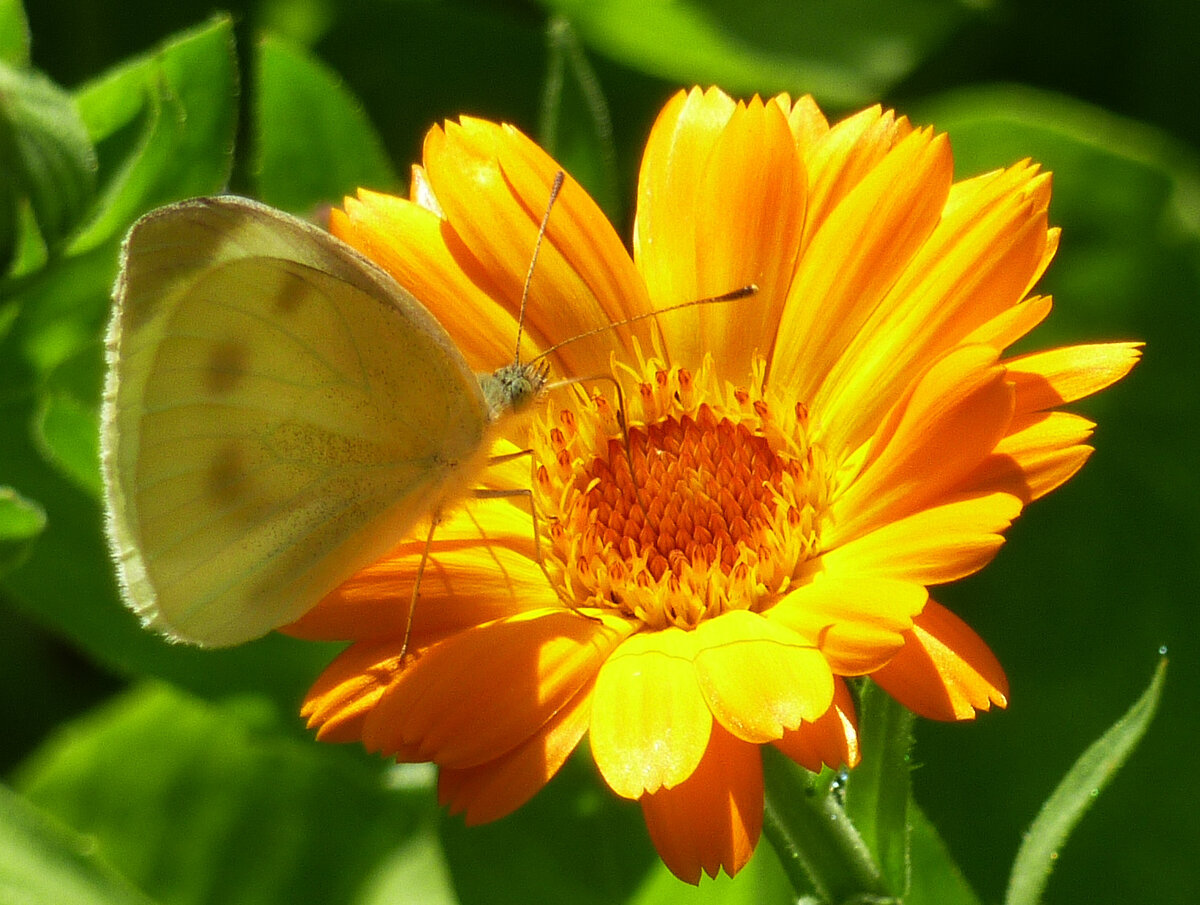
[{"x1": 533, "y1": 356, "x2": 828, "y2": 630}]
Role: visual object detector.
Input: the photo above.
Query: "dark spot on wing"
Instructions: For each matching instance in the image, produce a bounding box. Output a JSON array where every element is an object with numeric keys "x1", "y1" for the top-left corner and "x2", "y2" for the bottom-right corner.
[
  {"x1": 274, "y1": 268, "x2": 312, "y2": 313},
  {"x1": 207, "y1": 341, "x2": 248, "y2": 394},
  {"x1": 208, "y1": 444, "x2": 248, "y2": 504}
]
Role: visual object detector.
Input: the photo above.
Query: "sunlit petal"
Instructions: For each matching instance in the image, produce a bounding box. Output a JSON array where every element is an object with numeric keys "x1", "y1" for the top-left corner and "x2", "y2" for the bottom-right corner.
[
  {"x1": 773, "y1": 677, "x2": 860, "y2": 772},
  {"x1": 692, "y1": 610, "x2": 834, "y2": 742},
  {"x1": 871, "y1": 600, "x2": 1009, "y2": 720},
  {"x1": 640, "y1": 724, "x2": 762, "y2": 883},
  {"x1": 591, "y1": 628, "x2": 712, "y2": 797}
]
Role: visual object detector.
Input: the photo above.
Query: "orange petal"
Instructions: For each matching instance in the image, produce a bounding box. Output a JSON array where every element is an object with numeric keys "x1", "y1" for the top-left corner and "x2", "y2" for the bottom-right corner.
[
  {"x1": 590, "y1": 627, "x2": 713, "y2": 798},
  {"x1": 961, "y1": 411, "x2": 1096, "y2": 502},
  {"x1": 640, "y1": 724, "x2": 762, "y2": 883},
  {"x1": 812, "y1": 162, "x2": 1053, "y2": 453},
  {"x1": 438, "y1": 676, "x2": 594, "y2": 824},
  {"x1": 363, "y1": 610, "x2": 627, "y2": 768},
  {"x1": 1006, "y1": 342, "x2": 1143, "y2": 413},
  {"x1": 771, "y1": 128, "x2": 952, "y2": 403},
  {"x1": 1028, "y1": 226, "x2": 1061, "y2": 294},
  {"x1": 333, "y1": 190, "x2": 522, "y2": 372},
  {"x1": 691, "y1": 610, "x2": 834, "y2": 742},
  {"x1": 284, "y1": 497, "x2": 555, "y2": 644},
  {"x1": 778, "y1": 93, "x2": 830, "y2": 153},
  {"x1": 962, "y1": 295, "x2": 1052, "y2": 350},
  {"x1": 766, "y1": 576, "x2": 927, "y2": 675},
  {"x1": 773, "y1": 677, "x2": 860, "y2": 772},
  {"x1": 801, "y1": 105, "x2": 914, "y2": 242},
  {"x1": 636, "y1": 96, "x2": 806, "y2": 380},
  {"x1": 300, "y1": 641, "x2": 410, "y2": 748},
  {"x1": 494, "y1": 119, "x2": 654, "y2": 335},
  {"x1": 870, "y1": 599, "x2": 1009, "y2": 721},
  {"x1": 425, "y1": 117, "x2": 648, "y2": 378},
  {"x1": 817, "y1": 492, "x2": 1023, "y2": 586},
  {"x1": 825, "y1": 345, "x2": 1015, "y2": 542},
  {"x1": 634, "y1": 87, "x2": 737, "y2": 315}
]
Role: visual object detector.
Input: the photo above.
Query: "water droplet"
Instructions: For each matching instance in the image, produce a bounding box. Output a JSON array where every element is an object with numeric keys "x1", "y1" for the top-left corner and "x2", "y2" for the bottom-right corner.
[
  {"x1": 829, "y1": 768, "x2": 849, "y2": 804},
  {"x1": 1159, "y1": 644, "x2": 1168, "y2": 656},
  {"x1": 1089, "y1": 788, "x2": 1100, "y2": 798}
]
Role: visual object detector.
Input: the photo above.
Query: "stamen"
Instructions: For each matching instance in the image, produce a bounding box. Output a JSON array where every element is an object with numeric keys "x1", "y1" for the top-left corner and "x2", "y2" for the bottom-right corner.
[{"x1": 532, "y1": 357, "x2": 826, "y2": 630}]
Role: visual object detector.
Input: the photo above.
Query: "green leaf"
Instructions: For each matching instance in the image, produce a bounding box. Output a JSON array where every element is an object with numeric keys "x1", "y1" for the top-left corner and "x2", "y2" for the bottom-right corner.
[
  {"x1": 1004, "y1": 659, "x2": 1166, "y2": 905},
  {"x1": 0, "y1": 60, "x2": 97, "y2": 263},
  {"x1": 254, "y1": 34, "x2": 397, "y2": 213},
  {"x1": 35, "y1": 387, "x2": 102, "y2": 497},
  {"x1": 843, "y1": 680, "x2": 914, "y2": 896},
  {"x1": 539, "y1": 16, "x2": 621, "y2": 223},
  {"x1": 906, "y1": 805, "x2": 983, "y2": 905},
  {"x1": 538, "y1": 0, "x2": 978, "y2": 107},
  {"x1": 69, "y1": 15, "x2": 237, "y2": 252},
  {"x1": 0, "y1": 485, "x2": 45, "y2": 576},
  {"x1": 16, "y1": 681, "x2": 435, "y2": 905},
  {"x1": 0, "y1": 0, "x2": 30, "y2": 68},
  {"x1": 0, "y1": 783, "x2": 158, "y2": 905}
]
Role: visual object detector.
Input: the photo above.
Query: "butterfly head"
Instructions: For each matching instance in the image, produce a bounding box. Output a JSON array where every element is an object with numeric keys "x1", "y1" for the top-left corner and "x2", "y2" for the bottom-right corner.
[{"x1": 481, "y1": 359, "x2": 550, "y2": 421}]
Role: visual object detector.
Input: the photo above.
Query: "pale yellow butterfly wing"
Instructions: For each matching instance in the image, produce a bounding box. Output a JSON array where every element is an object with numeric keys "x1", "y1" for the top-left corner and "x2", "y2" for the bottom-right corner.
[{"x1": 102, "y1": 196, "x2": 490, "y2": 646}]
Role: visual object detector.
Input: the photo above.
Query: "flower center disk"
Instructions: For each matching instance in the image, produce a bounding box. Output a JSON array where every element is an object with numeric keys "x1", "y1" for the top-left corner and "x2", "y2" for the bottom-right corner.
[{"x1": 536, "y1": 364, "x2": 826, "y2": 632}]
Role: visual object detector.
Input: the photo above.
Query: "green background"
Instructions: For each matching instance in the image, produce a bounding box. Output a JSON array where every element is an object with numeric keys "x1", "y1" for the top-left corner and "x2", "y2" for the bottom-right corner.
[{"x1": 3, "y1": 1, "x2": 1196, "y2": 903}]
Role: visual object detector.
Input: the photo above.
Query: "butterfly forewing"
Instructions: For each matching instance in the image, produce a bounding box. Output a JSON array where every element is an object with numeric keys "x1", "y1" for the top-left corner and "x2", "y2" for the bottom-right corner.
[{"x1": 103, "y1": 197, "x2": 490, "y2": 646}]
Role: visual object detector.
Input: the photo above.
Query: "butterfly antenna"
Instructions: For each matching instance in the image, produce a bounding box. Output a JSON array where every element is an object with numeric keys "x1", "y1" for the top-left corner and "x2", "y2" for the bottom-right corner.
[
  {"x1": 515, "y1": 170, "x2": 566, "y2": 364},
  {"x1": 528, "y1": 284, "x2": 758, "y2": 364}
]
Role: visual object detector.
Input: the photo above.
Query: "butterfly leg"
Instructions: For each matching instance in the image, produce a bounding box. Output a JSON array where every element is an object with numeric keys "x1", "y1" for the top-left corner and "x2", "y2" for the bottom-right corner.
[
  {"x1": 472, "y1": 455, "x2": 601, "y2": 622},
  {"x1": 470, "y1": 481, "x2": 567, "y2": 605},
  {"x1": 399, "y1": 514, "x2": 440, "y2": 662}
]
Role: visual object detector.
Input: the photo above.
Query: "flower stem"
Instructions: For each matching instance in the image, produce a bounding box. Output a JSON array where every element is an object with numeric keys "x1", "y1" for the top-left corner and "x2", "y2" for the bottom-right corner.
[{"x1": 761, "y1": 746, "x2": 893, "y2": 904}]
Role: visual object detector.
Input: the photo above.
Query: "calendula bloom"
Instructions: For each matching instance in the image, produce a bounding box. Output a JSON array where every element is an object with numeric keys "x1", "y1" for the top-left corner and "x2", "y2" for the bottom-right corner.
[{"x1": 285, "y1": 87, "x2": 1140, "y2": 883}]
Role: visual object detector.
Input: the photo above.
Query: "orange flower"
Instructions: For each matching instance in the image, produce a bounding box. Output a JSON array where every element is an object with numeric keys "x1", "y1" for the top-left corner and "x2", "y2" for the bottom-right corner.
[{"x1": 286, "y1": 87, "x2": 1140, "y2": 883}]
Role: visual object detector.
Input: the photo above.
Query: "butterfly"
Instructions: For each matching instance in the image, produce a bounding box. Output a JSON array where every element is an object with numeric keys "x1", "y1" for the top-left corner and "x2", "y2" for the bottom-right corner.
[{"x1": 102, "y1": 193, "x2": 551, "y2": 647}]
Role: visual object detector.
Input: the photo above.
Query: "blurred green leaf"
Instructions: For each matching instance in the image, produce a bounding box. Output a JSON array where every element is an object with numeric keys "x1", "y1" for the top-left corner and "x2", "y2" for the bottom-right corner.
[
  {"x1": 843, "y1": 680, "x2": 913, "y2": 895},
  {"x1": 30, "y1": 330, "x2": 105, "y2": 496},
  {"x1": 440, "y1": 751, "x2": 656, "y2": 905},
  {"x1": 0, "y1": 60, "x2": 97, "y2": 266},
  {"x1": 0, "y1": 242, "x2": 113, "y2": 385},
  {"x1": 69, "y1": 14, "x2": 237, "y2": 252},
  {"x1": 0, "y1": 485, "x2": 45, "y2": 576},
  {"x1": 539, "y1": 16, "x2": 620, "y2": 223},
  {"x1": 629, "y1": 843, "x2": 793, "y2": 904},
  {"x1": 0, "y1": 0, "x2": 30, "y2": 68},
  {"x1": 1004, "y1": 659, "x2": 1166, "y2": 905},
  {"x1": 16, "y1": 681, "x2": 434, "y2": 905},
  {"x1": 907, "y1": 805, "x2": 983, "y2": 905},
  {"x1": 254, "y1": 34, "x2": 398, "y2": 212},
  {"x1": 36, "y1": 388, "x2": 102, "y2": 497},
  {"x1": 538, "y1": 0, "x2": 977, "y2": 108},
  {"x1": 0, "y1": 782, "x2": 158, "y2": 905}
]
